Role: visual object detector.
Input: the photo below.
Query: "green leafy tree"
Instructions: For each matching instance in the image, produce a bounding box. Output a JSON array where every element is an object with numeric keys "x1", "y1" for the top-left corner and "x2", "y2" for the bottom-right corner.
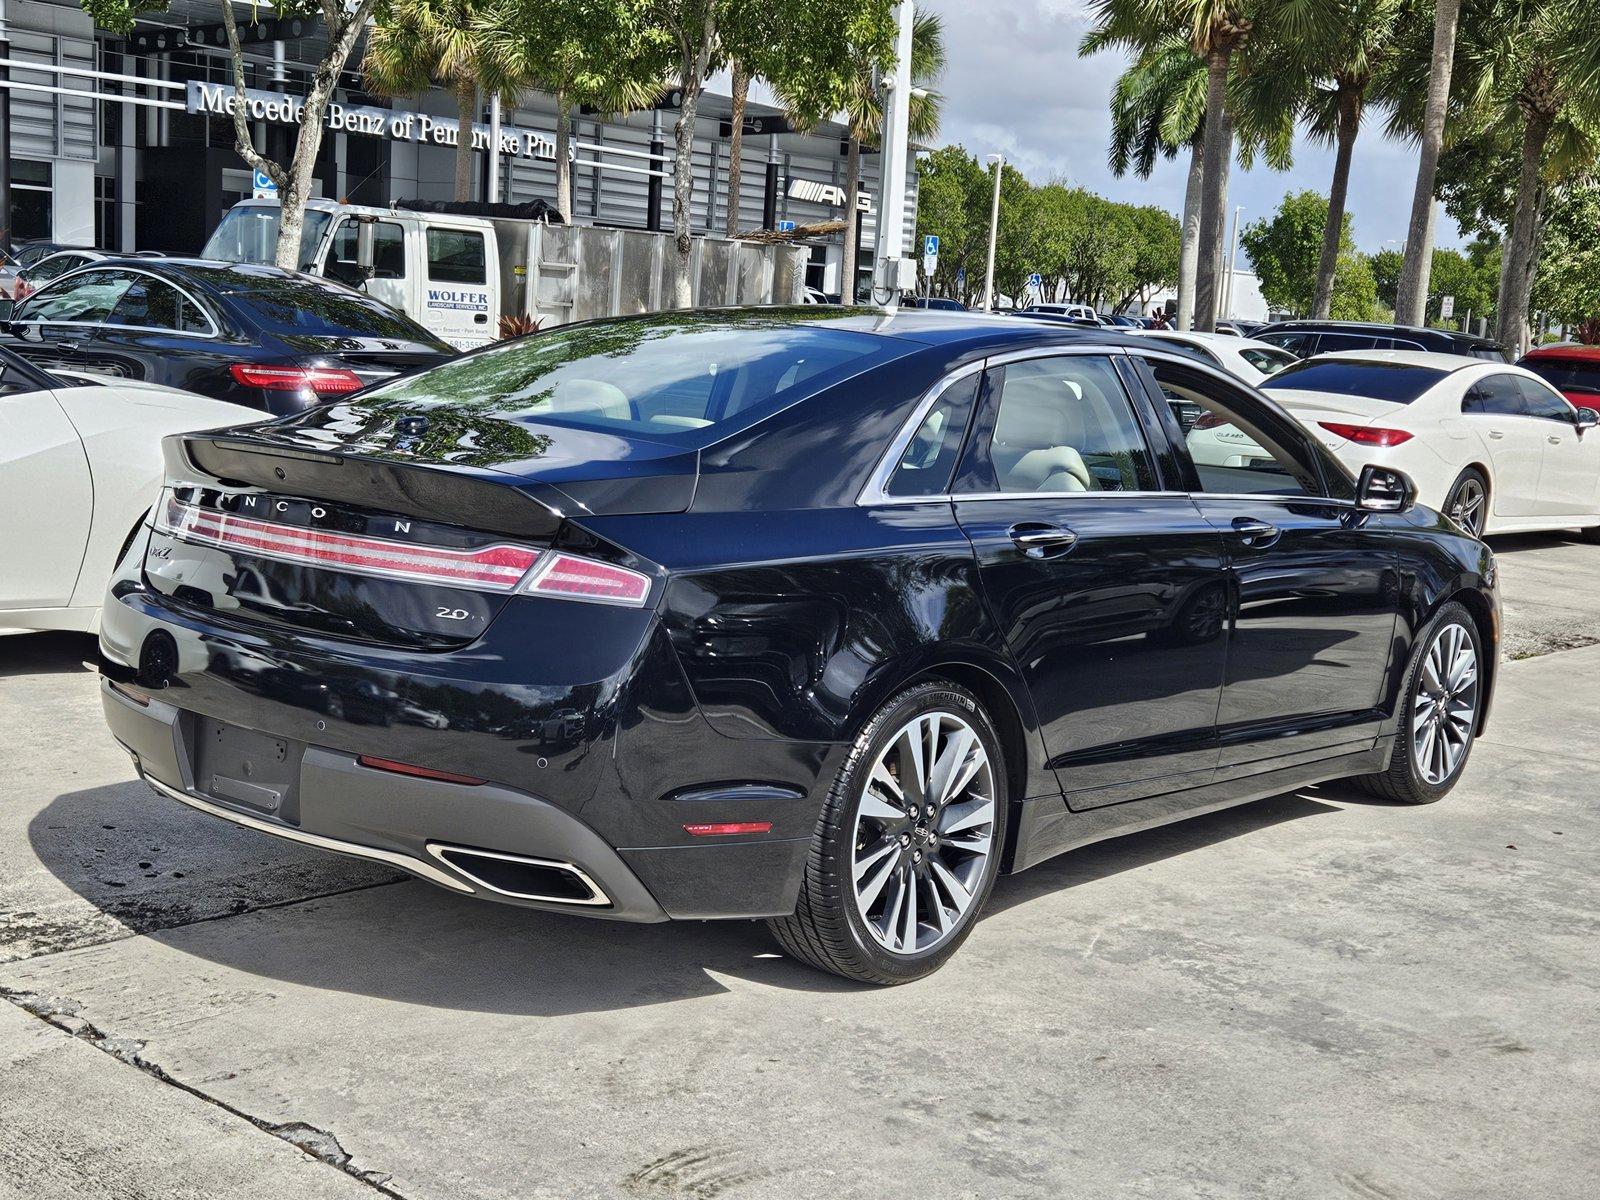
[
  {"x1": 1242, "y1": 190, "x2": 1376, "y2": 318},
  {"x1": 1373, "y1": 244, "x2": 1496, "y2": 325},
  {"x1": 913, "y1": 145, "x2": 991, "y2": 302},
  {"x1": 476, "y1": 0, "x2": 670, "y2": 220},
  {"x1": 640, "y1": 0, "x2": 897, "y2": 307},
  {"x1": 84, "y1": 0, "x2": 383, "y2": 269},
  {"x1": 366, "y1": 0, "x2": 542, "y2": 202},
  {"x1": 1532, "y1": 182, "x2": 1600, "y2": 342},
  {"x1": 1449, "y1": 0, "x2": 1600, "y2": 351}
]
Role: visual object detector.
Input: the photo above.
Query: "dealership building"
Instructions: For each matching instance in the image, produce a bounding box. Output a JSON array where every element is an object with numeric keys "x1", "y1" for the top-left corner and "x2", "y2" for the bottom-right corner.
[{"x1": 0, "y1": 0, "x2": 917, "y2": 297}]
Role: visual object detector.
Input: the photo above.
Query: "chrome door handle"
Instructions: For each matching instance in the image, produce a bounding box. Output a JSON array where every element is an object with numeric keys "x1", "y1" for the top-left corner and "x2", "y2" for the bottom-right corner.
[
  {"x1": 1487, "y1": 430, "x2": 1505, "y2": 440},
  {"x1": 1548, "y1": 435, "x2": 1563, "y2": 445},
  {"x1": 1008, "y1": 523, "x2": 1078, "y2": 558},
  {"x1": 1231, "y1": 516, "x2": 1278, "y2": 544},
  {"x1": 56, "y1": 340, "x2": 79, "y2": 352}
]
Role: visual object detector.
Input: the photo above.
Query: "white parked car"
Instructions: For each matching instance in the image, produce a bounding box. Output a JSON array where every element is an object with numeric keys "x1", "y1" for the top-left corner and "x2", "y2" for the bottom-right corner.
[
  {"x1": 1260, "y1": 350, "x2": 1600, "y2": 539},
  {"x1": 0, "y1": 348, "x2": 261, "y2": 634},
  {"x1": 1135, "y1": 330, "x2": 1298, "y2": 383}
]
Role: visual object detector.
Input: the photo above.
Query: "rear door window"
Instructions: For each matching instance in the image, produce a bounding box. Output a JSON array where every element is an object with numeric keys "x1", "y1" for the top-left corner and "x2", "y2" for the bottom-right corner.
[
  {"x1": 1463, "y1": 374, "x2": 1532, "y2": 416},
  {"x1": 883, "y1": 372, "x2": 980, "y2": 498},
  {"x1": 1259, "y1": 331, "x2": 1316, "y2": 356},
  {"x1": 971, "y1": 355, "x2": 1158, "y2": 494},
  {"x1": 108, "y1": 277, "x2": 212, "y2": 334},
  {"x1": 426, "y1": 229, "x2": 486, "y2": 285}
]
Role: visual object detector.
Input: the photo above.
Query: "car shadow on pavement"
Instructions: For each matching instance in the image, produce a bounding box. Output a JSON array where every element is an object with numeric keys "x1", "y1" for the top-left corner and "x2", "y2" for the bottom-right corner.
[
  {"x1": 25, "y1": 779, "x2": 1346, "y2": 1015},
  {"x1": 0, "y1": 631, "x2": 99, "y2": 679}
]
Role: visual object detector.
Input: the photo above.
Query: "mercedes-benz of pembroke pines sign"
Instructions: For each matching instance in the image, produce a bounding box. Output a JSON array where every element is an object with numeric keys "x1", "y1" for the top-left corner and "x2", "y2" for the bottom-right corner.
[{"x1": 185, "y1": 80, "x2": 558, "y2": 162}]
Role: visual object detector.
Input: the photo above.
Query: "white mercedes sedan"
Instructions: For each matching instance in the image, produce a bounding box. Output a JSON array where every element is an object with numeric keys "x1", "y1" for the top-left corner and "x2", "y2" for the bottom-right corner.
[
  {"x1": 1, "y1": 347, "x2": 261, "y2": 635},
  {"x1": 1259, "y1": 350, "x2": 1600, "y2": 539}
]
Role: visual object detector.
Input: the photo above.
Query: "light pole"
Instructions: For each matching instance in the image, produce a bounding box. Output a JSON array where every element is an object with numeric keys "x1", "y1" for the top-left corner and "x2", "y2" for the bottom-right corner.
[
  {"x1": 981, "y1": 152, "x2": 1003, "y2": 312},
  {"x1": 874, "y1": 0, "x2": 915, "y2": 312},
  {"x1": 1222, "y1": 205, "x2": 1243, "y2": 320}
]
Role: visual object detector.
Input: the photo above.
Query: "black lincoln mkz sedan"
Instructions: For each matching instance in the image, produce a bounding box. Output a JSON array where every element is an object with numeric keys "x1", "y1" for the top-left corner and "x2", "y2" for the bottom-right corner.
[{"x1": 99, "y1": 309, "x2": 1498, "y2": 984}]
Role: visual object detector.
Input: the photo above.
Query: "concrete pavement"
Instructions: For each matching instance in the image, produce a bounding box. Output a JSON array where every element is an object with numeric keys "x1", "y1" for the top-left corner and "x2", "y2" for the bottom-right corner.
[{"x1": 1, "y1": 537, "x2": 1597, "y2": 1199}]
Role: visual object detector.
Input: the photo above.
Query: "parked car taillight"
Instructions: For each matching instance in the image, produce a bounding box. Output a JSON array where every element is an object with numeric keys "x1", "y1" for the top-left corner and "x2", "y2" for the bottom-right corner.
[
  {"x1": 1318, "y1": 421, "x2": 1414, "y2": 447},
  {"x1": 228, "y1": 363, "x2": 365, "y2": 395},
  {"x1": 1192, "y1": 411, "x2": 1228, "y2": 430},
  {"x1": 155, "y1": 494, "x2": 652, "y2": 605}
]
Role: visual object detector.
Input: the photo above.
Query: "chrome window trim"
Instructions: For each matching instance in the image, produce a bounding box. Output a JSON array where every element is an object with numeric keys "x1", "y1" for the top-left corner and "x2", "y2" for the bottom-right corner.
[
  {"x1": 857, "y1": 359, "x2": 986, "y2": 506},
  {"x1": 16, "y1": 265, "x2": 222, "y2": 340}
]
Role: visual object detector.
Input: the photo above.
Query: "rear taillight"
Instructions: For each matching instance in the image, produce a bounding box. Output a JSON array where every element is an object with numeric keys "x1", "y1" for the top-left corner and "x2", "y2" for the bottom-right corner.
[
  {"x1": 156, "y1": 494, "x2": 539, "y2": 590},
  {"x1": 229, "y1": 363, "x2": 365, "y2": 395},
  {"x1": 1193, "y1": 411, "x2": 1227, "y2": 430},
  {"x1": 1318, "y1": 421, "x2": 1413, "y2": 447},
  {"x1": 155, "y1": 495, "x2": 653, "y2": 605},
  {"x1": 517, "y1": 551, "x2": 652, "y2": 607},
  {"x1": 357, "y1": 756, "x2": 485, "y2": 786}
]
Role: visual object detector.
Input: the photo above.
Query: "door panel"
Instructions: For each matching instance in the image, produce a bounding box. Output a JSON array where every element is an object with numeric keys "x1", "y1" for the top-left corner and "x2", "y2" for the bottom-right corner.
[
  {"x1": 1192, "y1": 496, "x2": 1399, "y2": 769},
  {"x1": 953, "y1": 353, "x2": 1229, "y2": 809},
  {"x1": 1463, "y1": 375, "x2": 1544, "y2": 516},
  {"x1": 1513, "y1": 376, "x2": 1600, "y2": 516},
  {"x1": 0, "y1": 388, "x2": 92, "y2": 609}
]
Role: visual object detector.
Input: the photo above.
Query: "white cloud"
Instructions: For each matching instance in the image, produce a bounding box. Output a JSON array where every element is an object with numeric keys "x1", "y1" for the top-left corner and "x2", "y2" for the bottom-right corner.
[{"x1": 920, "y1": 0, "x2": 1465, "y2": 251}]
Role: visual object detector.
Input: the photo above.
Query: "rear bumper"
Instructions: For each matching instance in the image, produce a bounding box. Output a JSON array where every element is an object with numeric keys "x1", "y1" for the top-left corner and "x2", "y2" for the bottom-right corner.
[{"x1": 103, "y1": 678, "x2": 812, "y2": 922}]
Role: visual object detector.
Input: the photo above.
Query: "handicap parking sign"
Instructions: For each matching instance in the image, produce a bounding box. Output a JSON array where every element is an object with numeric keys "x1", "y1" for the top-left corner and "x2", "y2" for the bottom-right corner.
[{"x1": 252, "y1": 168, "x2": 278, "y2": 200}]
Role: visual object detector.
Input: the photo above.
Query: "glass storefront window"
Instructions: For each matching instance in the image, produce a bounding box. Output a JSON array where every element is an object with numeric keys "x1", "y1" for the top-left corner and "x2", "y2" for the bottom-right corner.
[{"x1": 11, "y1": 161, "x2": 53, "y2": 241}]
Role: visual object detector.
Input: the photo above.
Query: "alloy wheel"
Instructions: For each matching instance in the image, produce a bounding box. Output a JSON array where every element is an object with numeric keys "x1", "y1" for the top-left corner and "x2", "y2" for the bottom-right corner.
[
  {"x1": 1448, "y1": 478, "x2": 1486, "y2": 538},
  {"x1": 851, "y1": 711, "x2": 996, "y2": 956},
  {"x1": 1411, "y1": 623, "x2": 1479, "y2": 786}
]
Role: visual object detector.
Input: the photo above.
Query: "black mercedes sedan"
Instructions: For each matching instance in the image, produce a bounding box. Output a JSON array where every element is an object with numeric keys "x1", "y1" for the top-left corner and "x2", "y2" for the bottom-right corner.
[
  {"x1": 98, "y1": 309, "x2": 1498, "y2": 984},
  {"x1": 1, "y1": 259, "x2": 453, "y2": 413}
]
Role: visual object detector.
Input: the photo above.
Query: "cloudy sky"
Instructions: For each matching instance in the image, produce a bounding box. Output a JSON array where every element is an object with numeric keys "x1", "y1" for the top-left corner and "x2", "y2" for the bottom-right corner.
[{"x1": 920, "y1": 0, "x2": 1463, "y2": 252}]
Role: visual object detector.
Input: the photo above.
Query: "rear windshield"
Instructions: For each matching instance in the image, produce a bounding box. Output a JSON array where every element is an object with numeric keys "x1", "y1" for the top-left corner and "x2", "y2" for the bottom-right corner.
[
  {"x1": 1470, "y1": 345, "x2": 1509, "y2": 362},
  {"x1": 358, "y1": 312, "x2": 901, "y2": 442},
  {"x1": 221, "y1": 274, "x2": 441, "y2": 344},
  {"x1": 1523, "y1": 358, "x2": 1600, "y2": 396},
  {"x1": 1261, "y1": 360, "x2": 1448, "y2": 404}
]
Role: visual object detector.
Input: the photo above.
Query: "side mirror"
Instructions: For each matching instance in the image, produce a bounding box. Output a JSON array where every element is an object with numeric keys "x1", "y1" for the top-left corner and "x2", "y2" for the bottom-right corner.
[
  {"x1": 1356, "y1": 463, "x2": 1417, "y2": 514},
  {"x1": 1576, "y1": 407, "x2": 1598, "y2": 433}
]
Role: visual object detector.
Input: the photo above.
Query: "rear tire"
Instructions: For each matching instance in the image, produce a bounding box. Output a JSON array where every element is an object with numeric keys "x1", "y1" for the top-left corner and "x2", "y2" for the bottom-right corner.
[
  {"x1": 767, "y1": 681, "x2": 1007, "y2": 985},
  {"x1": 1349, "y1": 601, "x2": 1482, "y2": 804},
  {"x1": 1443, "y1": 469, "x2": 1489, "y2": 539}
]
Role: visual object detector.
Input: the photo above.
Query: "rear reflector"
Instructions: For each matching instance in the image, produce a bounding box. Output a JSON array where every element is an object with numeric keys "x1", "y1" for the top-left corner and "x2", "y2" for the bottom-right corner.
[
  {"x1": 156, "y1": 494, "x2": 540, "y2": 591},
  {"x1": 519, "y1": 551, "x2": 651, "y2": 607},
  {"x1": 1318, "y1": 421, "x2": 1414, "y2": 447},
  {"x1": 107, "y1": 679, "x2": 151, "y2": 707},
  {"x1": 357, "y1": 755, "x2": 485, "y2": 786},
  {"x1": 683, "y1": 821, "x2": 774, "y2": 837},
  {"x1": 230, "y1": 363, "x2": 365, "y2": 395}
]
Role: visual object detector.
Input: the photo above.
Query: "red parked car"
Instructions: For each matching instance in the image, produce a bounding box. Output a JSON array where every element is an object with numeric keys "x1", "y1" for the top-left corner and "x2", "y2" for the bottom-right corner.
[{"x1": 1518, "y1": 344, "x2": 1600, "y2": 406}]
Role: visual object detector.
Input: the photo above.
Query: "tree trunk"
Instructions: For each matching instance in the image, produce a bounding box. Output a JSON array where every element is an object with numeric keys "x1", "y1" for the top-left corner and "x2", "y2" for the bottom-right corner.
[
  {"x1": 1313, "y1": 91, "x2": 1360, "y2": 319},
  {"x1": 841, "y1": 136, "x2": 862, "y2": 303},
  {"x1": 555, "y1": 100, "x2": 573, "y2": 221},
  {"x1": 669, "y1": 11, "x2": 717, "y2": 308},
  {"x1": 1193, "y1": 47, "x2": 1232, "y2": 332},
  {"x1": 1213, "y1": 108, "x2": 1232, "y2": 313},
  {"x1": 725, "y1": 61, "x2": 748, "y2": 237},
  {"x1": 1496, "y1": 112, "x2": 1552, "y2": 353},
  {"x1": 1176, "y1": 139, "x2": 1204, "y2": 330},
  {"x1": 1395, "y1": 0, "x2": 1462, "y2": 325},
  {"x1": 453, "y1": 82, "x2": 477, "y2": 203}
]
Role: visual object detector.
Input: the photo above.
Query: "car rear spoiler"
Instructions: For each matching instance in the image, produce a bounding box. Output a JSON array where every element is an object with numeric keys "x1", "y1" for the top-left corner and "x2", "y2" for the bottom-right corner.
[{"x1": 165, "y1": 432, "x2": 570, "y2": 539}]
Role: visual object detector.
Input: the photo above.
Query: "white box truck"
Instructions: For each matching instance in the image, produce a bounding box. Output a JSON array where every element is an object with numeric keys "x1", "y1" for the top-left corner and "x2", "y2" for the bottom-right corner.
[{"x1": 202, "y1": 198, "x2": 809, "y2": 350}]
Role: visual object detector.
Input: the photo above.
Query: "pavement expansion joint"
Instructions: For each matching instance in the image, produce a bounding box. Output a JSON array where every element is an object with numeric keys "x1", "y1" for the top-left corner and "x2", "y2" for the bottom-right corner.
[{"x1": 0, "y1": 984, "x2": 406, "y2": 1197}]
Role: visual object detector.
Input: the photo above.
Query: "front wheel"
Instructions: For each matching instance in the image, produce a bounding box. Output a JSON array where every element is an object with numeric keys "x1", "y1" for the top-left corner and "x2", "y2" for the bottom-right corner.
[
  {"x1": 767, "y1": 681, "x2": 1006, "y2": 985},
  {"x1": 1350, "y1": 601, "x2": 1483, "y2": 804}
]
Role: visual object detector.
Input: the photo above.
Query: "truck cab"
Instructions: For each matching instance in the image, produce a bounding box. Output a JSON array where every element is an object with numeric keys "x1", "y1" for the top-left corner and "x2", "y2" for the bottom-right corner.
[{"x1": 203, "y1": 199, "x2": 500, "y2": 351}]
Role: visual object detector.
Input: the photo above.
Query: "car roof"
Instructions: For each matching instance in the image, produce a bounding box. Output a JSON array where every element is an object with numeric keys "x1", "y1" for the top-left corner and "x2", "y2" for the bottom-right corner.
[
  {"x1": 1141, "y1": 330, "x2": 1281, "y2": 349},
  {"x1": 1309, "y1": 349, "x2": 1489, "y2": 372},
  {"x1": 1522, "y1": 344, "x2": 1600, "y2": 362},
  {"x1": 1260, "y1": 319, "x2": 1498, "y2": 347},
  {"x1": 85, "y1": 257, "x2": 328, "y2": 293}
]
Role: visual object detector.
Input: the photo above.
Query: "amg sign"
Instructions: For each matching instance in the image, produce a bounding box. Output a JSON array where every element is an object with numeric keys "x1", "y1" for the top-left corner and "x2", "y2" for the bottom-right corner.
[
  {"x1": 185, "y1": 81, "x2": 557, "y2": 161},
  {"x1": 786, "y1": 177, "x2": 874, "y2": 214}
]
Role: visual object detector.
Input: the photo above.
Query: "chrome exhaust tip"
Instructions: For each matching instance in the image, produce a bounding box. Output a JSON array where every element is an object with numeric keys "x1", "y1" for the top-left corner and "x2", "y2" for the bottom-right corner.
[{"x1": 424, "y1": 843, "x2": 611, "y2": 907}]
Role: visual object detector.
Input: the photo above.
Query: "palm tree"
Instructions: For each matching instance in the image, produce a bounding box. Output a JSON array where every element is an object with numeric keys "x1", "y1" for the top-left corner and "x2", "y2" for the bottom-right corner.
[
  {"x1": 1392, "y1": 0, "x2": 1464, "y2": 325},
  {"x1": 1241, "y1": 0, "x2": 1405, "y2": 319},
  {"x1": 1091, "y1": 28, "x2": 1291, "y2": 328},
  {"x1": 1083, "y1": 0, "x2": 1261, "y2": 331},
  {"x1": 364, "y1": 0, "x2": 531, "y2": 202},
  {"x1": 1449, "y1": 1, "x2": 1600, "y2": 351},
  {"x1": 788, "y1": 8, "x2": 944, "y2": 303},
  {"x1": 476, "y1": 1, "x2": 667, "y2": 221}
]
